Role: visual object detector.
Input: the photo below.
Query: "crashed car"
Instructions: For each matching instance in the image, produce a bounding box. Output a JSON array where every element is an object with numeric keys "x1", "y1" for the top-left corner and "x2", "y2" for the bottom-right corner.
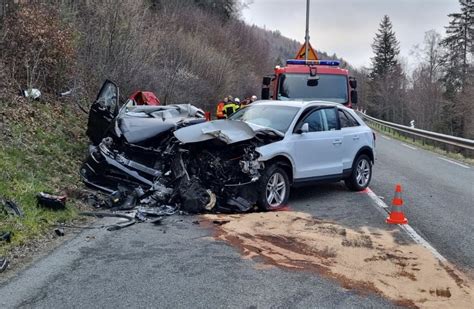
[{"x1": 81, "y1": 80, "x2": 375, "y2": 213}]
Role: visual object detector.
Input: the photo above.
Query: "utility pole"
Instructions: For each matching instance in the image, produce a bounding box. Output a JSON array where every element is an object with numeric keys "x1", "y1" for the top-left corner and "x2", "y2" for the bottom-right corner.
[{"x1": 305, "y1": 0, "x2": 310, "y2": 61}]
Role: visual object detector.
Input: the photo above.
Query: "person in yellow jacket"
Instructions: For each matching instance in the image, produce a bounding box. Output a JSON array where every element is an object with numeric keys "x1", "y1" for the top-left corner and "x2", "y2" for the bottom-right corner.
[
  {"x1": 223, "y1": 97, "x2": 240, "y2": 118},
  {"x1": 216, "y1": 96, "x2": 233, "y2": 119}
]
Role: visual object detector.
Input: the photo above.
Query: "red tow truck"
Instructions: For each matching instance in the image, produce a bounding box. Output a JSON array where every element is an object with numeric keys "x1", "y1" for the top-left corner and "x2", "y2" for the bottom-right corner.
[{"x1": 261, "y1": 53, "x2": 358, "y2": 108}]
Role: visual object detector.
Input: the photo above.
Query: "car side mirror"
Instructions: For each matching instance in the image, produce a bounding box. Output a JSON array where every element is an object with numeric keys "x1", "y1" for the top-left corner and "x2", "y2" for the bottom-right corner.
[
  {"x1": 261, "y1": 87, "x2": 270, "y2": 100},
  {"x1": 351, "y1": 90, "x2": 358, "y2": 104},
  {"x1": 296, "y1": 123, "x2": 309, "y2": 134},
  {"x1": 349, "y1": 78, "x2": 357, "y2": 89},
  {"x1": 307, "y1": 78, "x2": 319, "y2": 87},
  {"x1": 301, "y1": 123, "x2": 309, "y2": 133}
]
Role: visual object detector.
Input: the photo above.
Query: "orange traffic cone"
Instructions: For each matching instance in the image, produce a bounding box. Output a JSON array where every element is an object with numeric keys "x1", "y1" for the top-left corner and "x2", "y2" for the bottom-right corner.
[{"x1": 386, "y1": 184, "x2": 408, "y2": 224}]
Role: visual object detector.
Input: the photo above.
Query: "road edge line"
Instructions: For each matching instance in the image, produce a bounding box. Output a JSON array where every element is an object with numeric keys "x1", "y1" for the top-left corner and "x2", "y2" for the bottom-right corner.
[
  {"x1": 366, "y1": 187, "x2": 447, "y2": 262},
  {"x1": 401, "y1": 143, "x2": 417, "y2": 150},
  {"x1": 437, "y1": 156, "x2": 470, "y2": 169}
]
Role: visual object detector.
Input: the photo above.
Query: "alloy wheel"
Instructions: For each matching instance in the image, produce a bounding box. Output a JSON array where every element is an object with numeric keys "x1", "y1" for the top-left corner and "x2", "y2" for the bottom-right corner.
[
  {"x1": 266, "y1": 172, "x2": 286, "y2": 207},
  {"x1": 356, "y1": 159, "x2": 371, "y2": 187}
]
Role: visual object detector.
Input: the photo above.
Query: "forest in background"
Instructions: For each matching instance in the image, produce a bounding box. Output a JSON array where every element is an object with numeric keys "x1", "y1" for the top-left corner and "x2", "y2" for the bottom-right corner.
[
  {"x1": 0, "y1": 0, "x2": 301, "y2": 111},
  {"x1": 355, "y1": 0, "x2": 473, "y2": 138},
  {"x1": 0, "y1": 0, "x2": 472, "y2": 138}
]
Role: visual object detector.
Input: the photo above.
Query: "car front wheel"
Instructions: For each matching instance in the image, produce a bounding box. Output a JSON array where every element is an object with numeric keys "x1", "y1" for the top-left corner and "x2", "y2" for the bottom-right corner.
[
  {"x1": 257, "y1": 164, "x2": 290, "y2": 211},
  {"x1": 345, "y1": 154, "x2": 372, "y2": 191}
]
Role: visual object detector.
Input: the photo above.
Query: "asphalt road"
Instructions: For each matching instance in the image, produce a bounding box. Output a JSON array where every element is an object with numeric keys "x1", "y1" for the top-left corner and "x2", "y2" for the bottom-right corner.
[
  {"x1": 0, "y1": 132, "x2": 472, "y2": 308},
  {"x1": 0, "y1": 186, "x2": 404, "y2": 309},
  {"x1": 369, "y1": 133, "x2": 474, "y2": 274}
]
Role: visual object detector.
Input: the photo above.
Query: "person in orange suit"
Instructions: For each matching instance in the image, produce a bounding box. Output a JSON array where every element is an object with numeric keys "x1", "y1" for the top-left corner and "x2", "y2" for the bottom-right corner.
[{"x1": 216, "y1": 96, "x2": 232, "y2": 119}]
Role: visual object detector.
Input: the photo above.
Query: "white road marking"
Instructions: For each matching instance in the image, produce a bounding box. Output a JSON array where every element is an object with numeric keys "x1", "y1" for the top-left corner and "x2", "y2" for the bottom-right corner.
[
  {"x1": 437, "y1": 157, "x2": 470, "y2": 169},
  {"x1": 381, "y1": 135, "x2": 392, "y2": 140},
  {"x1": 401, "y1": 143, "x2": 417, "y2": 150},
  {"x1": 366, "y1": 188, "x2": 388, "y2": 209},
  {"x1": 400, "y1": 225, "x2": 447, "y2": 262},
  {"x1": 365, "y1": 187, "x2": 447, "y2": 262}
]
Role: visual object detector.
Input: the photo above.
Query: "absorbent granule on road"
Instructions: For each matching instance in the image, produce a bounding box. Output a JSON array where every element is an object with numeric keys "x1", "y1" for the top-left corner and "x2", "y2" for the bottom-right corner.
[{"x1": 203, "y1": 211, "x2": 474, "y2": 309}]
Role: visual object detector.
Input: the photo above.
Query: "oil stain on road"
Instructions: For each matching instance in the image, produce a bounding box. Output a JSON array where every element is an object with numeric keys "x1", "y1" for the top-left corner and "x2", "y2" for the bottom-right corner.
[{"x1": 204, "y1": 211, "x2": 473, "y2": 308}]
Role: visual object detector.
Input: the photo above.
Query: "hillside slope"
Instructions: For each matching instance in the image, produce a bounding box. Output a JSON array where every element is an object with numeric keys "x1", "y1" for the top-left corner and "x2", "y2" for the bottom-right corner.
[{"x1": 0, "y1": 98, "x2": 87, "y2": 257}]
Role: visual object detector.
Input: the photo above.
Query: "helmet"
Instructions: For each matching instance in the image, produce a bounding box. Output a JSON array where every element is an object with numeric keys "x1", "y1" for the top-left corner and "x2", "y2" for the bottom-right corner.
[
  {"x1": 251, "y1": 95, "x2": 257, "y2": 101},
  {"x1": 234, "y1": 97, "x2": 240, "y2": 104}
]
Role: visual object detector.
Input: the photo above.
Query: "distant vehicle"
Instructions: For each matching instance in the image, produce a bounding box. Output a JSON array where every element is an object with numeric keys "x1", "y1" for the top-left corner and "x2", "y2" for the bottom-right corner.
[
  {"x1": 261, "y1": 59, "x2": 358, "y2": 108},
  {"x1": 229, "y1": 100, "x2": 375, "y2": 209}
]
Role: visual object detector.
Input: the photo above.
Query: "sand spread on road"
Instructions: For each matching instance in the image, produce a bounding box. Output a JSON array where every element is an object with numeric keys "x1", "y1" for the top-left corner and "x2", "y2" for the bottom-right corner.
[{"x1": 203, "y1": 211, "x2": 473, "y2": 308}]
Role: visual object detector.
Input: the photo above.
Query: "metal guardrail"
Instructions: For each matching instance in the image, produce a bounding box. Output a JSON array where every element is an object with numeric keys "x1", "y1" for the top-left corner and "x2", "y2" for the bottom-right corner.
[{"x1": 357, "y1": 112, "x2": 474, "y2": 154}]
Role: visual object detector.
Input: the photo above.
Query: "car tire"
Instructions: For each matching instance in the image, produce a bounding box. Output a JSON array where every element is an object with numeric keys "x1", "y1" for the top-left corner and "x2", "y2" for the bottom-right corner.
[
  {"x1": 345, "y1": 154, "x2": 372, "y2": 191},
  {"x1": 257, "y1": 164, "x2": 290, "y2": 211}
]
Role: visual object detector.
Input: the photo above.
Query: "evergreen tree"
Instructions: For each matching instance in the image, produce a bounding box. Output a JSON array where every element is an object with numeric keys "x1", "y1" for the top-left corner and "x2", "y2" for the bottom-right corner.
[
  {"x1": 441, "y1": 0, "x2": 473, "y2": 95},
  {"x1": 370, "y1": 15, "x2": 400, "y2": 80},
  {"x1": 367, "y1": 15, "x2": 405, "y2": 123}
]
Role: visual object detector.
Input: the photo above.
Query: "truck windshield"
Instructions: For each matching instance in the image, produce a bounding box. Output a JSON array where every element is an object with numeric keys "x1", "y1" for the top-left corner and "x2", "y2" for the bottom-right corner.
[
  {"x1": 229, "y1": 105, "x2": 299, "y2": 133},
  {"x1": 278, "y1": 73, "x2": 348, "y2": 103}
]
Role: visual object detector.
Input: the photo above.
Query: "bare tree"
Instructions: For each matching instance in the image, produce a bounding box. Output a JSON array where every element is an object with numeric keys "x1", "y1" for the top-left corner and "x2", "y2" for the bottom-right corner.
[{"x1": 409, "y1": 30, "x2": 445, "y2": 131}]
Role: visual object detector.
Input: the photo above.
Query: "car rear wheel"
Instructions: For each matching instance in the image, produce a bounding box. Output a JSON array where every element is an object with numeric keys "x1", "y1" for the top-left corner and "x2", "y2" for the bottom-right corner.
[
  {"x1": 257, "y1": 164, "x2": 290, "y2": 211},
  {"x1": 345, "y1": 154, "x2": 372, "y2": 191}
]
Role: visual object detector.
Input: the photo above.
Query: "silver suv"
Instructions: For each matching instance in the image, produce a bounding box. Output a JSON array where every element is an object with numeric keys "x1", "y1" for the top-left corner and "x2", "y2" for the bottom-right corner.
[{"x1": 229, "y1": 100, "x2": 375, "y2": 210}]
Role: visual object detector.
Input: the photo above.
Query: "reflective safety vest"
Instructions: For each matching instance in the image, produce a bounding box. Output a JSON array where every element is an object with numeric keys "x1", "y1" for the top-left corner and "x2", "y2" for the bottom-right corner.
[
  {"x1": 223, "y1": 102, "x2": 239, "y2": 117},
  {"x1": 216, "y1": 101, "x2": 225, "y2": 119}
]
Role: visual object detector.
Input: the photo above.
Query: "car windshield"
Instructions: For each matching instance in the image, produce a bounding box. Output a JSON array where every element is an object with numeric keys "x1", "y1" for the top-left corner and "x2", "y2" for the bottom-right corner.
[
  {"x1": 229, "y1": 105, "x2": 299, "y2": 133},
  {"x1": 278, "y1": 73, "x2": 348, "y2": 103}
]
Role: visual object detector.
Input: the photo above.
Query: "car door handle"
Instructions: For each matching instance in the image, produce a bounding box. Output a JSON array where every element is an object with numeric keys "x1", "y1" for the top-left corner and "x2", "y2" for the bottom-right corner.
[
  {"x1": 353, "y1": 135, "x2": 360, "y2": 140},
  {"x1": 332, "y1": 139, "x2": 342, "y2": 145}
]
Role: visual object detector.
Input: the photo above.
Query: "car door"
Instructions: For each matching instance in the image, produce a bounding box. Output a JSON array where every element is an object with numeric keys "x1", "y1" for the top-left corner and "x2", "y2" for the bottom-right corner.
[
  {"x1": 339, "y1": 108, "x2": 363, "y2": 171},
  {"x1": 288, "y1": 107, "x2": 343, "y2": 179},
  {"x1": 86, "y1": 80, "x2": 120, "y2": 145}
]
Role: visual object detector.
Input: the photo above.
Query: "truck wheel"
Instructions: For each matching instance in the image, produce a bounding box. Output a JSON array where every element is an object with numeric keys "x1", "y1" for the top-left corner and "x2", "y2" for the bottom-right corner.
[
  {"x1": 345, "y1": 154, "x2": 372, "y2": 191},
  {"x1": 257, "y1": 164, "x2": 290, "y2": 211}
]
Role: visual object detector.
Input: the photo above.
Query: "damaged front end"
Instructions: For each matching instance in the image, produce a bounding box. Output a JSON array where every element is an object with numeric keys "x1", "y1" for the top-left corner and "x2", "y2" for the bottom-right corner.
[
  {"x1": 173, "y1": 140, "x2": 264, "y2": 213},
  {"x1": 168, "y1": 119, "x2": 284, "y2": 213},
  {"x1": 81, "y1": 110, "x2": 282, "y2": 214}
]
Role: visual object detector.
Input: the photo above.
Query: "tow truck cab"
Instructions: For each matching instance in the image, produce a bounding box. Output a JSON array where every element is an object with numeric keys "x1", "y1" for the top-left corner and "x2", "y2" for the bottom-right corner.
[{"x1": 261, "y1": 59, "x2": 358, "y2": 108}]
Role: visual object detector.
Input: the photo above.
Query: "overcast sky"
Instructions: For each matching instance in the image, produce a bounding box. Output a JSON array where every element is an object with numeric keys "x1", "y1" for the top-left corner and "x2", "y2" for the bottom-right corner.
[{"x1": 242, "y1": 0, "x2": 460, "y2": 69}]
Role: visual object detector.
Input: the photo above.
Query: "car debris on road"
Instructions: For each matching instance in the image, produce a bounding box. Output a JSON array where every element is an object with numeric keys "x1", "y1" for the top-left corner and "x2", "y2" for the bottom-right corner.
[
  {"x1": 1, "y1": 198, "x2": 20, "y2": 247},
  {"x1": 0, "y1": 256, "x2": 8, "y2": 273},
  {"x1": 37, "y1": 192, "x2": 67, "y2": 210},
  {"x1": 1, "y1": 197, "x2": 23, "y2": 217}
]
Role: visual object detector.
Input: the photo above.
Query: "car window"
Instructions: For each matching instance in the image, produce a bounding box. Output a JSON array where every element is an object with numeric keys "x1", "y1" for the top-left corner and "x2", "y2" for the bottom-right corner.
[
  {"x1": 339, "y1": 109, "x2": 360, "y2": 128},
  {"x1": 324, "y1": 108, "x2": 338, "y2": 131},
  {"x1": 295, "y1": 107, "x2": 338, "y2": 132},
  {"x1": 345, "y1": 111, "x2": 360, "y2": 126},
  {"x1": 96, "y1": 82, "x2": 118, "y2": 113},
  {"x1": 305, "y1": 109, "x2": 325, "y2": 132}
]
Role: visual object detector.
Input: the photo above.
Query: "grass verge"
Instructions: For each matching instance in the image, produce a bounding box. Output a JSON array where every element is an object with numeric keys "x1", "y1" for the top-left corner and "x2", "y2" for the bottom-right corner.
[{"x1": 0, "y1": 98, "x2": 88, "y2": 256}]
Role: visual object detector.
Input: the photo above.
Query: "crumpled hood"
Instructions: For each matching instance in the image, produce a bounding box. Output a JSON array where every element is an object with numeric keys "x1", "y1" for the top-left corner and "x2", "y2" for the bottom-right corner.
[{"x1": 174, "y1": 120, "x2": 257, "y2": 144}]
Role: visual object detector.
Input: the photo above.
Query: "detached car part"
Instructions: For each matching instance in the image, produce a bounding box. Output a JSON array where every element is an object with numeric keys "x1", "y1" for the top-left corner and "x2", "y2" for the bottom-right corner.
[
  {"x1": 0, "y1": 257, "x2": 8, "y2": 273},
  {"x1": 37, "y1": 192, "x2": 67, "y2": 210}
]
